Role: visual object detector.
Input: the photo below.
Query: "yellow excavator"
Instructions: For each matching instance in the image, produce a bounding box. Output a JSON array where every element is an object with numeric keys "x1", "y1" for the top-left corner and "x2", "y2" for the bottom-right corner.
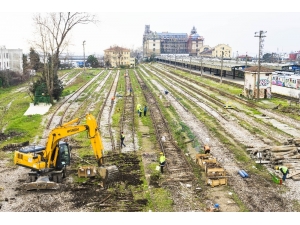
[{"x1": 14, "y1": 113, "x2": 118, "y2": 190}]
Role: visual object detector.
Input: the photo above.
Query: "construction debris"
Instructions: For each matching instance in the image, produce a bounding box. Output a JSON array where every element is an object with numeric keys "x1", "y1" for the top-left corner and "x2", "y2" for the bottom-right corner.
[
  {"x1": 195, "y1": 153, "x2": 228, "y2": 188},
  {"x1": 250, "y1": 138, "x2": 300, "y2": 180}
]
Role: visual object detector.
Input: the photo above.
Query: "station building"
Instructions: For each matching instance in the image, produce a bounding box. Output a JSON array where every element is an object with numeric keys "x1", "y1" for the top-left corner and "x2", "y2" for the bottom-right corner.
[
  {"x1": 200, "y1": 44, "x2": 232, "y2": 59},
  {"x1": 143, "y1": 25, "x2": 232, "y2": 59}
]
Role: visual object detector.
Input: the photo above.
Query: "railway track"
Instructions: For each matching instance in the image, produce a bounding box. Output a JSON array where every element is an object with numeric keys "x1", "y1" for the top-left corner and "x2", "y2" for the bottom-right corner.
[
  {"x1": 145, "y1": 65, "x2": 293, "y2": 143},
  {"x1": 159, "y1": 62, "x2": 300, "y2": 102},
  {"x1": 62, "y1": 70, "x2": 106, "y2": 123},
  {"x1": 40, "y1": 70, "x2": 123, "y2": 156},
  {"x1": 98, "y1": 70, "x2": 120, "y2": 153},
  {"x1": 119, "y1": 69, "x2": 136, "y2": 152},
  {"x1": 153, "y1": 64, "x2": 300, "y2": 135},
  {"x1": 67, "y1": 71, "x2": 110, "y2": 120},
  {"x1": 46, "y1": 71, "x2": 104, "y2": 130},
  {"x1": 142, "y1": 65, "x2": 233, "y2": 122},
  {"x1": 134, "y1": 69, "x2": 194, "y2": 182}
]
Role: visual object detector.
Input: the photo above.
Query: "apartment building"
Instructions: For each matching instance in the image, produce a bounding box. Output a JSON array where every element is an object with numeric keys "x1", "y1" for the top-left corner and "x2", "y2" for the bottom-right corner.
[
  {"x1": 0, "y1": 45, "x2": 23, "y2": 73},
  {"x1": 104, "y1": 46, "x2": 132, "y2": 68}
]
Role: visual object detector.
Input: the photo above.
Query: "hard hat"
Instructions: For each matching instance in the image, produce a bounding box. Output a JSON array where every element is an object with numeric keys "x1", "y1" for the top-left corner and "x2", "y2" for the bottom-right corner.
[
  {"x1": 275, "y1": 166, "x2": 279, "y2": 170},
  {"x1": 160, "y1": 152, "x2": 163, "y2": 155}
]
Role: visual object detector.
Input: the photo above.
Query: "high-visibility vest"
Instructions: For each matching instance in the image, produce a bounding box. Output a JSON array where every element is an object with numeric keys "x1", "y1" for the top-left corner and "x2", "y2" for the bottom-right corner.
[
  {"x1": 121, "y1": 134, "x2": 125, "y2": 139},
  {"x1": 137, "y1": 104, "x2": 141, "y2": 110},
  {"x1": 160, "y1": 155, "x2": 166, "y2": 163},
  {"x1": 279, "y1": 166, "x2": 288, "y2": 173}
]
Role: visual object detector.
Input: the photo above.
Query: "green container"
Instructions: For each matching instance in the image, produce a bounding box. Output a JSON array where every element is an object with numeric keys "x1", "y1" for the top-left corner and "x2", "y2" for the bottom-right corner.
[{"x1": 270, "y1": 172, "x2": 281, "y2": 184}]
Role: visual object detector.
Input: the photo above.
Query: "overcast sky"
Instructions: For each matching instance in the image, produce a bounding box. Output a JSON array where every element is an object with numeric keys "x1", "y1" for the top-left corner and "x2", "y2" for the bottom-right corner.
[{"x1": 1, "y1": 1, "x2": 299, "y2": 58}]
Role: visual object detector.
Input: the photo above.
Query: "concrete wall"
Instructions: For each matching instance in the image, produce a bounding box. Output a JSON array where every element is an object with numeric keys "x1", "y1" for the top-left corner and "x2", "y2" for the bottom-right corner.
[{"x1": 244, "y1": 72, "x2": 272, "y2": 99}]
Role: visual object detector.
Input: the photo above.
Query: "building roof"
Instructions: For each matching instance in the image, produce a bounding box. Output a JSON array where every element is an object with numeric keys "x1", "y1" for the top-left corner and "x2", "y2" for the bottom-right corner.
[
  {"x1": 201, "y1": 49, "x2": 213, "y2": 54},
  {"x1": 104, "y1": 46, "x2": 130, "y2": 52},
  {"x1": 189, "y1": 33, "x2": 204, "y2": 40},
  {"x1": 244, "y1": 66, "x2": 275, "y2": 73},
  {"x1": 238, "y1": 55, "x2": 253, "y2": 58}
]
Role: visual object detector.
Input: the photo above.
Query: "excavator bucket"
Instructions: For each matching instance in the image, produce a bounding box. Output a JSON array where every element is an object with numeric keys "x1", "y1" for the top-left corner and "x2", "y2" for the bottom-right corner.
[
  {"x1": 77, "y1": 165, "x2": 119, "y2": 184},
  {"x1": 98, "y1": 165, "x2": 119, "y2": 183},
  {"x1": 21, "y1": 176, "x2": 60, "y2": 191}
]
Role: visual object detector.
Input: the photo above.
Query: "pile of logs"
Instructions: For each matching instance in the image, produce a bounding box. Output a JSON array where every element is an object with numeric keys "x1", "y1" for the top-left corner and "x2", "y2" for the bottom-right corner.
[{"x1": 249, "y1": 138, "x2": 300, "y2": 180}]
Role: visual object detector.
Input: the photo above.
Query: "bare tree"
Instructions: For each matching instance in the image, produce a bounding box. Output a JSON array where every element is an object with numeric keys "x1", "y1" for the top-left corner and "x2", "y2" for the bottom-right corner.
[{"x1": 31, "y1": 12, "x2": 98, "y2": 103}]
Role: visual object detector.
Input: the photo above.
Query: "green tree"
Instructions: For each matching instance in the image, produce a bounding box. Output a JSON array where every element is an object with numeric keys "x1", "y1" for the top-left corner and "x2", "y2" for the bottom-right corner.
[
  {"x1": 262, "y1": 53, "x2": 272, "y2": 63},
  {"x1": 105, "y1": 57, "x2": 111, "y2": 68},
  {"x1": 86, "y1": 55, "x2": 100, "y2": 68},
  {"x1": 22, "y1": 54, "x2": 29, "y2": 76},
  {"x1": 29, "y1": 48, "x2": 41, "y2": 71},
  {"x1": 30, "y1": 12, "x2": 98, "y2": 104}
]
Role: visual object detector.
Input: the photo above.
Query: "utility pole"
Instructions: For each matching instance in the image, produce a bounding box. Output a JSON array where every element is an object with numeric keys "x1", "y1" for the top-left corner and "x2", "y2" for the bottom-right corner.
[
  {"x1": 175, "y1": 54, "x2": 176, "y2": 70},
  {"x1": 190, "y1": 56, "x2": 192, "y2": 74},
  {"x1": 245, "y1": 52, "x2": 248, "y2": 68},
  {"x1": 220, "y1": 51, "x2": 224, "y2": 83},
  {"x1": 254, "y1": 30, "x2": 267, "y2": 100},
  {"x1": 83, "y1": 41, "x2": 86, "y2": 72},
  {"x1": 200, "y1": 54, "x2": 203, "y2": 76},
  {"x1": 175, "y1": 46, "x2": 179, "y2": 71}
]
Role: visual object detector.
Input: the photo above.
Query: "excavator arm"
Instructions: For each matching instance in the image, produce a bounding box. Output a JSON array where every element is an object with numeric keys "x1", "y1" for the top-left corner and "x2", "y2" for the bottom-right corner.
[
  {"x1": 14, "y1": 114, "x2": 104, "y2": 171},
  {"x1": 43, "y1": 114, "x2": 104, "y2": 168},
  {"x1": 14, "y1": 113, "x2": 119, "y2": 191}
]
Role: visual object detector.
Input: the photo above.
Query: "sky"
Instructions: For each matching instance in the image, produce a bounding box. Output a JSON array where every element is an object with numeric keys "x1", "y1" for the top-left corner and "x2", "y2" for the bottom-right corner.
[
  {"x1": 1, "y1": 1, "x2": 300, "y2": 59},
  {"x1": 2, "y1": 1, "x2": 300, "y2": 221}
]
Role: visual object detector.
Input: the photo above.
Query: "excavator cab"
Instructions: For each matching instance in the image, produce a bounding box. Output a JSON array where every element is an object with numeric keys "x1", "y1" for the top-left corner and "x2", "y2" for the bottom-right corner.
[{"x1": 55, "y1": 141, "x2": 71, "y2": 170}]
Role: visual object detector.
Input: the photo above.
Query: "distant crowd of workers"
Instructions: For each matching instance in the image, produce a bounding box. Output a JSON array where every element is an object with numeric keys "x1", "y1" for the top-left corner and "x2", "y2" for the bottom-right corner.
[{"x1": 136, "y1": 104, "x2": 147, "y2": 117}]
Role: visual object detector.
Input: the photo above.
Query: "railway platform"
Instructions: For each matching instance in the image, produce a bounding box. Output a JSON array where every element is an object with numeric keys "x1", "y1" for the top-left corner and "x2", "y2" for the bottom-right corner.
[{"x1": 164, "y1": 62, "x2": 300, "y2": 100}]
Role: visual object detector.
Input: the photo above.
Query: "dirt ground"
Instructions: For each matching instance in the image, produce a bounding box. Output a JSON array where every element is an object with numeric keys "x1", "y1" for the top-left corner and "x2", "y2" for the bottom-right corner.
[
  {"x1": 0, "y1": 146, "x2": 147, "y2": 212},
  {"x1": 2, "y1": 67, "x2": 300, "y2": 213}
]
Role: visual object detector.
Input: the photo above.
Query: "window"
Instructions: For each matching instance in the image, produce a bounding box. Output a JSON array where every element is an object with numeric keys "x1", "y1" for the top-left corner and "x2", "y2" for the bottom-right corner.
[
  {"x1": 153, "y1": 48, "x2": 155, "y2": 51},
  {"x1": 153, "y1": 43, "x2": 155, "y2": 46}
]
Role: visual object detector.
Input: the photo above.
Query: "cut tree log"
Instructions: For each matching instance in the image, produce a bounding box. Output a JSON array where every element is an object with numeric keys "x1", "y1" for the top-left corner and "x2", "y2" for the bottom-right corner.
[
  {"x1": 292, "y1": 139, "x2": 300, "y2": 146},
  {"x1": 292, "y1": 175, "x2": 300, "y2": 181},
  {"x1": 271, "y1": 150, "x2": 297, "y2": 157},
  {"x1": 255, "y1": 160, "x2": 270, "y2": 164},
  {"x1": 287, "y1": 170, "x2": 300, "y2": 179},
  {"x1": 270, "y1": 146, "x2": 297, "y2": 152}
]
